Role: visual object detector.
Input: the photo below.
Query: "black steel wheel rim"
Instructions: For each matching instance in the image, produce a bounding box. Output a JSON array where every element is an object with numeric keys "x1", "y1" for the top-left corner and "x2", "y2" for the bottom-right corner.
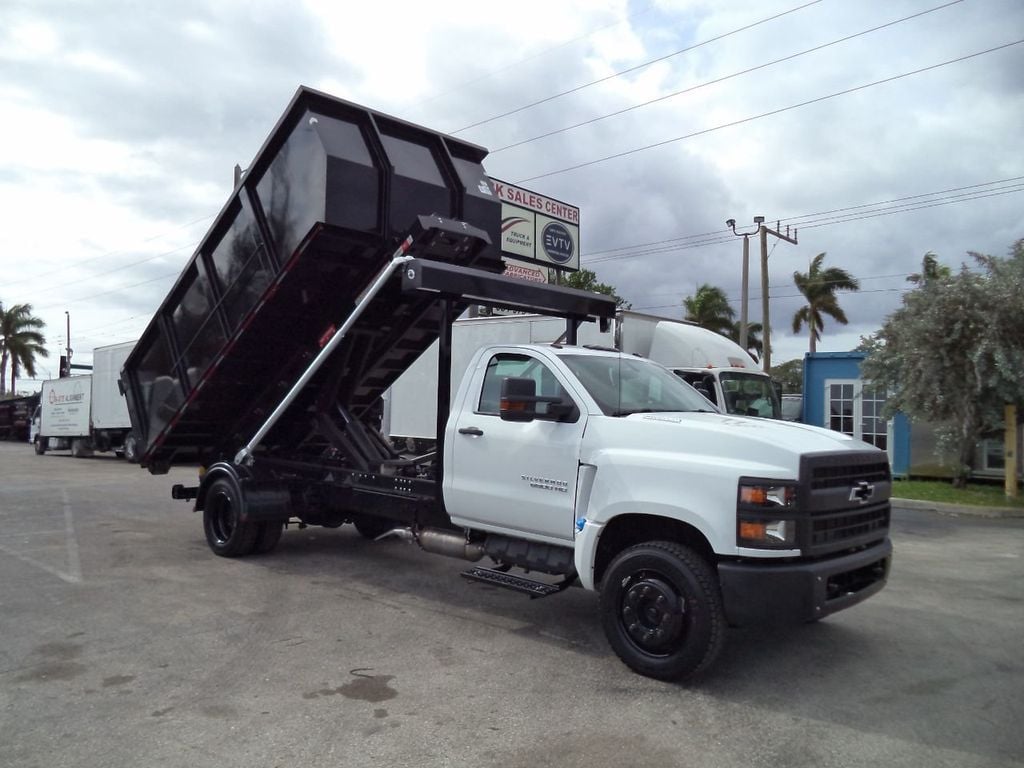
[
  {"x1": 209, "y1": 491, "x2": 235, "y2": 544},
  {"x1": 619, "y1": 571, "x2": 687, "y2": 655}
]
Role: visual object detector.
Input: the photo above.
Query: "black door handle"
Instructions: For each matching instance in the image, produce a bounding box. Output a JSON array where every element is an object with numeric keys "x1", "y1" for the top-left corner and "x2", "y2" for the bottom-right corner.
[{"x1": 458, "y1": 426, "x2": 484, "y2": 436}]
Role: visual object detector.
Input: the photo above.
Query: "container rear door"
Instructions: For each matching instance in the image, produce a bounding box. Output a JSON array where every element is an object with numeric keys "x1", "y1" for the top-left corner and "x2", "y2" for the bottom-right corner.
[{"x1": 40, "y1": 377, "x2": 91, "y2": 437}]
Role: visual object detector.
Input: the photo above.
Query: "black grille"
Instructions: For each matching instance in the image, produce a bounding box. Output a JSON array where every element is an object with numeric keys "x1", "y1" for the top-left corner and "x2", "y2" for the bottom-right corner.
[
  {"x1": 811, "y1": 506, "x2": 890, "y2": 548},
  {"x1": 810, "y1": 460, "x2": 891, "y2": 490},
  {"x1": 800, "y1": 451, "x2": 893, "y2": 556}
]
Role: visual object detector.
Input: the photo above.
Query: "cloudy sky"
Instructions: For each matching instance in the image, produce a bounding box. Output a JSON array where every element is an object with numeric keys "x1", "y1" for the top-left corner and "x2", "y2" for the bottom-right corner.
[{"x1": 2, "y1": 0, "x2": 1022, "y2": 390}]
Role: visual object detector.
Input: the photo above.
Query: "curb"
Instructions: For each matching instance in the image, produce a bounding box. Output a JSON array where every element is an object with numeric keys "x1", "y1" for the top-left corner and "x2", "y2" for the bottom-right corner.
[{"x1": 891, "y1": 497, "x2": 1024, "y2": 519}]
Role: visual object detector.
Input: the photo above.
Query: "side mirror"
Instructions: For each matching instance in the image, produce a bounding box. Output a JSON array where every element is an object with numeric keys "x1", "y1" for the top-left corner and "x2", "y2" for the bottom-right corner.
[
  {"x1": 499, "y1": 377, "x2": 574, "y2": 422},
  {"x1": 500, "y1": 377, "x2": 537, "y2": 422}
]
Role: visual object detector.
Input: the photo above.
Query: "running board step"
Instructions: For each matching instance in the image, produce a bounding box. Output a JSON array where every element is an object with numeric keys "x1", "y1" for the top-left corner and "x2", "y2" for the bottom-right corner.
[{"x1": 460, "y1": 566, "x2": 570, "y2": 599}]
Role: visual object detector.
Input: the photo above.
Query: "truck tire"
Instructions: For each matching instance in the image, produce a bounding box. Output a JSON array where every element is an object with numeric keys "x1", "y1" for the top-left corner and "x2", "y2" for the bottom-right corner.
[
  {"x1": 353, "y1": 516, "x2": 398, "y2": 540},
  {"x1": 202, "y1": 477, "x2": 259, "y2": 557},
  {"x1": 123, "y1": 435, "x2": 139, "y2": 463},
  {"x1": 70, "y1": 438, "x2": 92, "y2": 458},
  {"x1": 253, "y1": 521, "x2": 284, "y2": 554},
  {"x1": 34, "y1": 437, "x2": 46, "y2": 455},
  {"x1": 599, "y1": 541, "x2": 725, "y2": 682}
]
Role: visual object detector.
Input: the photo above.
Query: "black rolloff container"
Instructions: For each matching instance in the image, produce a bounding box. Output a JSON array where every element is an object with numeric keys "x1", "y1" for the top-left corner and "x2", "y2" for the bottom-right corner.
[{"x1": 121, "y1": 87, "x2": 503, "y2": 473}]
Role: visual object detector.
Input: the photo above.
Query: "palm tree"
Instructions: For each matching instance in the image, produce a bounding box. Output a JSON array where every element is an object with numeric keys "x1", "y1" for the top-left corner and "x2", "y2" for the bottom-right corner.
[
  {"x1": 907, "y1": 252, "x2": 951, "y2": 285},
  {"x1": 0, "y1": 303, "x2": 49, "y2": 395},
  {"x1": 792, "y1": 253, "x2": 860, "y2": 354},
  {"x1": 730, "y1": 320, "x2": 763, "y2": 361},
  {"x1": 683, "y1": 284, "x2": 734, "y2": 337}
]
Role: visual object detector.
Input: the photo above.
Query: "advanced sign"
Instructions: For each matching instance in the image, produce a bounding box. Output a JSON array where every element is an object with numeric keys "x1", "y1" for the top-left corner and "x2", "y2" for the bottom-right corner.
[{"x1": 490, "y1": 178, "x2": 580, "y2": 271}]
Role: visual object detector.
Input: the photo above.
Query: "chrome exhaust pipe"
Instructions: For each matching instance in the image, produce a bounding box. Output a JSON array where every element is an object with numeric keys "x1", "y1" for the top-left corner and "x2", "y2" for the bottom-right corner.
[{"x1": 375, "y1": 526, "x2": 484, "y2": 562}]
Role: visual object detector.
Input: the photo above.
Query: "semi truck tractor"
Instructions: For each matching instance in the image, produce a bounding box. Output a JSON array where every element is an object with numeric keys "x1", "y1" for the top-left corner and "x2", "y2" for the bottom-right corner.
[
  {"x1": 121, "y1": 87, "x2": 892, "y2": 681},
  {"x1": 35, "y1": 341, "x2": 136, "y2": 458}
]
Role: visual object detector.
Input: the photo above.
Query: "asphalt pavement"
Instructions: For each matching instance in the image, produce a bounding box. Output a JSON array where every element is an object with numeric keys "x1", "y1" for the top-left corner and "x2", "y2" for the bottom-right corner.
[{"x1": 1, "y1": 442, "x2": 1021, "y2": 768}]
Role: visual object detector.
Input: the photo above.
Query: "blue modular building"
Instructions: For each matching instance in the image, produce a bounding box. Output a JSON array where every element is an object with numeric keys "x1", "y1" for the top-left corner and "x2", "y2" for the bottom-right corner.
[{"x1": 802, "y1": 352, "x2": 911, "y2": 477}]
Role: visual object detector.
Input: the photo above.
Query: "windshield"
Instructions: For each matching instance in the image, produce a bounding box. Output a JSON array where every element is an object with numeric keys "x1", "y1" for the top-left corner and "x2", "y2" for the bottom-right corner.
[
  {"x1": 561, "y1": 354, "x2": 716, "y2": 416},
  {"x1": 719, "y1": 372, "x2": 781, "y2": 418}
]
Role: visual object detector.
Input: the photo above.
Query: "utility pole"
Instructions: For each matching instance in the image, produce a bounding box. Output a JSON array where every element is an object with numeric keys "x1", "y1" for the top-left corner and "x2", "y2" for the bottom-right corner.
[
  {"x1": 759, "y1": 221, "x2": 798, "y2": 373},
  {"x1": 62, "y1": 311, "x2": 72, "y2": 377},
  {"x1": 726, "y1": 216, "x2": 764, "y2": 351}
]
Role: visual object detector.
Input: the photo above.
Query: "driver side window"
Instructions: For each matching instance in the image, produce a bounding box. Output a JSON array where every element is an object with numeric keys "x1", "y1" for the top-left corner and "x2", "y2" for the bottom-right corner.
[{"x1": 478, "y1": 353, "x2": 572, "y2": 418}]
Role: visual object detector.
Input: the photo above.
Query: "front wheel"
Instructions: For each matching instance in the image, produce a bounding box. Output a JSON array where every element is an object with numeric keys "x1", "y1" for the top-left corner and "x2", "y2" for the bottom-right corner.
[
  {"x1": 34, "y1": 436, "x2": 46, "y2": 455},
  {"x1": 599, "y1": 541, "x2": 725, "y2": 681},
  {"x1": 123, "y1": 434, "x2": 139, "y2": 463},
  {"x1": 202, "y1": 477, "x2": 259, "y2": 557}
]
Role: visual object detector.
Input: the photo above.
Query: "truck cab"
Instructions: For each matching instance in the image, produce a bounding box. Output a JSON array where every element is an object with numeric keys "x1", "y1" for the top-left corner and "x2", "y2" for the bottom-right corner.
[
  {"x1": 443, "y1": 343, "x2": 891, "y2": 678},
  {"x1": 673, "y1": 367, "x2": 781, "y2": 418}
]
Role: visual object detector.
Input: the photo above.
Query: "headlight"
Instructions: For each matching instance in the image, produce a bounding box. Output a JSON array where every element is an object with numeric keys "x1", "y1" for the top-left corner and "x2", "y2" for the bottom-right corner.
[
  {"x1": 737, "y1": 480, "x2": 798, "y2": 548},
  {"x1": 738, "y1": 518, "x2": 796, "y2": 547},
  {"x1": 738, "y1": 482, "x2": 796, "y2": 507}
]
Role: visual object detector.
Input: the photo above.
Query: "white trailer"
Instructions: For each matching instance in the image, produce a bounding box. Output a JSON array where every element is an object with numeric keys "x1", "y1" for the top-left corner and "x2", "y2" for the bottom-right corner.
[{"x1": 34, "y1": 341, "x2": 137, "y2": 459}]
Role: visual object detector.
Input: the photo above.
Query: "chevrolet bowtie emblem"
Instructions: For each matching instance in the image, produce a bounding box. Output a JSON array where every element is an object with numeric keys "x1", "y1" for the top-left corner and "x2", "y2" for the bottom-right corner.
[{"x1": 849, "y1": 481, "x2": 875, "y2": 504}]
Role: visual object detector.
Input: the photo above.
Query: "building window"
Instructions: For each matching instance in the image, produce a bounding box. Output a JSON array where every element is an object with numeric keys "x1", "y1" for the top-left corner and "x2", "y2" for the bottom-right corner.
[
  {"x1": 825, "y1": 379, "x2": 888, "y2": 450},
  {"x1": 982, "y1": 439, "x2": 1005, "y2": 471}
]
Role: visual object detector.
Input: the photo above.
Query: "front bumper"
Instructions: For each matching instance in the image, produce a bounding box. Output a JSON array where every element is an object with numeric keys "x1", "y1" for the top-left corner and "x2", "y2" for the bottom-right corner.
[{"x1": 717, "y1": 537, "x2": 892, "y2": 626}]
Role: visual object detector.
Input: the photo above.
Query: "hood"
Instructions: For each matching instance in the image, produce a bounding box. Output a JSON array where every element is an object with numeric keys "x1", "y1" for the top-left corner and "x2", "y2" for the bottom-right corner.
[{"x1": 582, "y1": 411, "x2": 881, "y2": 477}]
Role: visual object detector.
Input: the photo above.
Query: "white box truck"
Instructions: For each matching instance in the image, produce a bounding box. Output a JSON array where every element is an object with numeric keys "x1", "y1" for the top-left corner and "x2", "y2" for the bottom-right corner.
[{"x1": 34, "y1": 341, "x2": 136, "y2": 459}]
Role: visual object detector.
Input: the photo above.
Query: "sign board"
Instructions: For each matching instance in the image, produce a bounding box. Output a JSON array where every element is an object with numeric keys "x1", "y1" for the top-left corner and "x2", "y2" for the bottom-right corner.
[{"x1": 490, "y1": 178, "x2": 580, "y2": 272}]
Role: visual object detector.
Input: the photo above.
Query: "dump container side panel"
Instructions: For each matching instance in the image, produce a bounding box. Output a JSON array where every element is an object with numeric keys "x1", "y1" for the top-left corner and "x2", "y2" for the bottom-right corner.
[{"x1": 122, "y1": 87, "x2": 502, "y2": 470}]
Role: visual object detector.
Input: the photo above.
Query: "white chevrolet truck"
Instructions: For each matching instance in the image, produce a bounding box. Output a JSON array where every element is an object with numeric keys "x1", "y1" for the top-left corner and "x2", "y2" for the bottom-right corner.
[
  {"x1": 439, "y1": 342, "x2": 891, "y2": 679},
  {"x1": 121, "y1": 87, "x2": 891, "y2": 681}
]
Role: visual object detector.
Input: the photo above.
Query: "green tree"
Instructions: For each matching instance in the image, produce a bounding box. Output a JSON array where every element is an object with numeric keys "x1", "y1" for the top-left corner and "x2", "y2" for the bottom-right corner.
[
  {"x1": 561, "y1": 269, "x2": 631, "y2": 309},
  {"x1": 906, "y1": 251, "x2": 952, "y2": 285},
  {"x1": 772, "y1": 358, "x2": 804, "y2": 393},
  {"x1": 0, "y1": 302, "x2": 49, "y2": 396},
  {"x1": 683, "y1": 284, "x2": 734, "y2": 337},
  {"x1": 729, "y1": 320, "x2": 762, "y2": 360},
  {"x1": 792, "y1": 253, "x2": 860, "y2": 353},
  {"x1": 862, "y1": 239, "x2": 1024, "y2": 487}
]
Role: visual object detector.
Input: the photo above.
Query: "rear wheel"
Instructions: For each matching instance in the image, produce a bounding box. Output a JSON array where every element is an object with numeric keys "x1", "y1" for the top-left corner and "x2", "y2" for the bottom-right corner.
[
  {"x1": 70, "y1": 438, "x2": 92, "y2": 458},
  {"x1": 253, "y1": 521, "x2": 285, "y2": 554},
  {"x1": 202, "y1": 477, "x2": 259, "y2": 557},
  {"x1": 600, "y1": 541, "x2": 725, "y2": 681}
]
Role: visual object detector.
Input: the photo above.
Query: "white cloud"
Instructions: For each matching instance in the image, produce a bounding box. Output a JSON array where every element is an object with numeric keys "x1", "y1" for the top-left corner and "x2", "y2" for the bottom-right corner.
[{"x1": 0, "y1": 0, "x2": 1022, "y2": 390}]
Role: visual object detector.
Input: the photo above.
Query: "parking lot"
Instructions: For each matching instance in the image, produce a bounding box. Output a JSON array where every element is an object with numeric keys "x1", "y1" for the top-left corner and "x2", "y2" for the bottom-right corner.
[{"x1": 0, "y1": 441, "x2": 1021, "y2": 768}]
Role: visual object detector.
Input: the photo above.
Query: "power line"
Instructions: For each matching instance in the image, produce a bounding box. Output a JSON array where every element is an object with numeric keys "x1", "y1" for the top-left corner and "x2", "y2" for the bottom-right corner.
[
  {"x1": 4, "y1": 214, "x2": 212, "y2": 289},
  {"x1": 584, "y1": 181, "x2": 1024, "y2": 265},
  {"x1": 490, "y1": 0, "x2": 963, "y2": 154},
  {"x1": 403, "y1": 2, "x2": 658, "y2": 115},
  {"x1": 634, "y1": 285, "x2": 913, "y2": 314},
  {"x1": 775, "y1": 176, "x2": 1024, "y2": 228},
  {"x1": 34, "y1": 270, "x2": 181, "y2": 312},
  {"x1": 586, "y1": 176, "x2": 1024, "y2": 258},
  {"x1": 449, "y1": 0, "x2": 823, "y2": 134},
  {"x1": 515, "y1": 39, "x2": 1024, "y2": 183}
]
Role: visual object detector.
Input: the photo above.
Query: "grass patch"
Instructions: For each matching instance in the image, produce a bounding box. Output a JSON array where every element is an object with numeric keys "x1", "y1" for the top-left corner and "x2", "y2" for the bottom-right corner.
[{"x1": 893, "y1": 479, "x2": 1024, "y2": 509}]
